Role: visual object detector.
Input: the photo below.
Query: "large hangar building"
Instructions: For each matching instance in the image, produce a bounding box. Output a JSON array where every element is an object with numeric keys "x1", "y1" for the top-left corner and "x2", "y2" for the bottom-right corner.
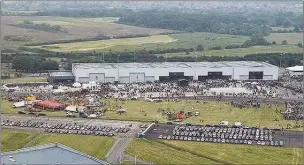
[{"x1": 72, "y1": 61, "x2": 279, "y2": 83}]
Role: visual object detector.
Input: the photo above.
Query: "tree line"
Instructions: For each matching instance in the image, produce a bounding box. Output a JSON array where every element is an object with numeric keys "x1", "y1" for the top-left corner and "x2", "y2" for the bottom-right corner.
[
  {"x1": 117, "y1": 10, "x2": 302, "y2": 36},
  {"x1": 21, "y1": 33, "x2": 299, "y2": 57},
  {"x1": 26, "y1": 8, "x2": 303, "y2": 36},
  {"x1": 3, "y1": 52, "x2": 301, "y2": 72},
  {"x1": 10, "y1": 20, "x2": 67, "y2": 33},
  {"x1": 10, "y1": 56, "x2": 59, "y2": 72}
]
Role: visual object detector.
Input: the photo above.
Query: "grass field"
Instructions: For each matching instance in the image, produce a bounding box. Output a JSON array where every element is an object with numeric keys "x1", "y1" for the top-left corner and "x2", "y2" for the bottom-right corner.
[
  {"x1": 2, "y1": 16, "x2": 173, "y2": 49},
  {"x1": 2, "y1": 99, "x2": 300, "y2": 130},
  {"x1": 126, "y1": 138, "x2": 303, "y2": 165},
  {"x1": 99, "y1": 99, "x2": 299, "y2": 130},
  {"x1": 266, "y1": 33, "x2": 303, "y2": 45},
  {"x1": 32, "y1": 35, "x2": 177, "y2": 52},
  {"x1": 29, "y1": 133, "x2": 114, "y2": 159},
  {"x1": 28, "y1": 32, "x2": 249, "y2": 53},
  {"x1": 1, "y1": 129, "x2": 40, "y2": 152},
  {"x1": 2, "y1": 77, "x2": 47, "y2": 84},
  {"x1": 270, "y1": 27, "x2": 296, "y2": 31},
  {"x1": 157, "y1": 45, "x2": 302, "y2": 57},
  {"x1": 1, "y1": 129, "x2": 114, "y2": 159}
]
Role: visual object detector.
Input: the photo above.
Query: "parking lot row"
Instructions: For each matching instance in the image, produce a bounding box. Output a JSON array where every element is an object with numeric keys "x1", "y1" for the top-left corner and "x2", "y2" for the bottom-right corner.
[
  {"x1": 158, "y1": 134, "x2": 284, "y2": 147},
  {"x1": 1, "y1": 119, "x2": 131, "y2": 136}
]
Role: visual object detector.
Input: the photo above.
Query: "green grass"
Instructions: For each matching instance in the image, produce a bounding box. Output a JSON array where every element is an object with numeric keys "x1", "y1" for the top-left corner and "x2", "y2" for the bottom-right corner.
[
  {"x1": 157, "y1": 45, "x2": 302, "y2": 57},
  {"x1": 2, "y1": 100, "x2": 18, "y2": 114},
  {"x1": 3, "y1": 16, "x2": 172, "y2": 50},
  {"x1": 30, "y1": 17, "x2": 120, "y2": 26},
  {"x1": 270, "y1": 27, "x2": 295, "y2": 31},
  {"x1": 47, "y1": 57, "x2": 62, "y2": 63},
  {"x1": 121, "y1": 161, "x2": 135, "y2": 165},
  {"x1": 31, "y1": 35, "x2": 177, "y2": 52},
  {"x1": 1, "y1": 129, "x2": 40, "y2": 152},
  {"x1": 266, "y1": 33, "x2": 303, "y2": 45},
  {"x1": 28, "y1": 32, "x2": 249, "y2": 53},
  {"x1": 1, "y1": 129, "x2": 114, "y2": 159},
  {"x1": 29, "y1": 133, "x2": 114, "y2": 159},
  {"x1": 126, "y1": 139, "x2": 220, "y2": 164},
  {"x1": 2, "y1": 77, "x2": 47, "y2": 84},
  {"x1": 127, "y1": 139, "x2": 303, "y2": 165},
  {"x1": 99, "y1": 99, "x2": 298, "y2": 130},
  {"x1": 3, "y1": 99, "x2": 300, "y2": 130}
]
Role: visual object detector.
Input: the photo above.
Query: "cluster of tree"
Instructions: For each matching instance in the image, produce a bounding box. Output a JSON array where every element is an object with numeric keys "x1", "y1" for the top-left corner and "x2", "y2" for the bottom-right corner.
[
  {"x1": 11, "y1": 56, "x2": 59, "y2": 72},
  {"x1": 4, "y1": 35, "x2": 34, "y2": 42},
  {"x1": 11, "y1": 20, "x2": 67, "y2": 33},
  {"x1": 60, "y1": 52, "x2": 302, "y2": 70},
  {"x1": 23, "y1": 8, "x2": 303, "y2": 36},
  {"x1": 4, "y1": 50, "x2": 301, "y2": 71},
  {"x1": 117, "y1": 10, "x2": 275, "y2": 36},
  {"x1": 23, "y1": 34, "x2": 150, "y2": 46},
  {"x1": 34, "y1": 8, "x2": 132, "y2": 18},
  {"x1": 241, "y1": 34, "x2": 271, "y2": 48}
]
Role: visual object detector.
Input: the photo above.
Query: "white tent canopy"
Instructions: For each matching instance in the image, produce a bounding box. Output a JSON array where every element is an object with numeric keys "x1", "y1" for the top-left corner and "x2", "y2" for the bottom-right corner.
[
  {"x1": 285, "y1": 66, "x2": 303, "y2": 72},
  {"x1": 73, "y1": 82, "x2": 81, "y2": 88}
]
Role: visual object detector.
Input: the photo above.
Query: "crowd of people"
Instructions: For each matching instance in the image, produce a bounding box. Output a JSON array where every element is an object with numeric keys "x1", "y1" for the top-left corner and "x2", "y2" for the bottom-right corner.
[{"x1": 282, "y1": 101, "x2": 304, "y2": 120}]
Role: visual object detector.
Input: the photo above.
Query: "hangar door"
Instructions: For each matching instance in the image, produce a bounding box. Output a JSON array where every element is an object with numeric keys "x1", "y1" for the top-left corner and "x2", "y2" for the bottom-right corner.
[
  {"x1": 145, "y1": 76, "x2": 155, "y2": 83},
  {"x1": 105, "y1": 77, "x2": 115, "y2": 83},
  {"x1": 89, "y1": 73, "x2": 105, "y2": 83},
  {"x1": 78, "y1": 77, "x2": 89, "y2": 83},
  {"x1": 129, "y1": 73, "x2": 145, "y2": 83},
  {"x1": 263, "y1": 75, "x2": 273, "y2": 80},
  {"x1": 119, "y1": 77, "x2": 129, "y2": 83}
]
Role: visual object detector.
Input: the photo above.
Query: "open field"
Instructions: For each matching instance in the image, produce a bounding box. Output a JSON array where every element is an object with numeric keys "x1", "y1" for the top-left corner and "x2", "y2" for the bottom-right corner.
[
  {"x1": 157, "y1": 45, "x2": 302, "y2": 57},
  {"x1": 266, "y1": 33, "x2": 303, "y2": 45},
  {"x1": 2, "y1": 99, "x2": 300, "y2": 130},
  {"x1": 1, "y1": 129, "x2": 40, "y2": 152},
  {"x1": 98, "y1": 99, "x2": 297, "y2": 129},
  {"x1": 28, "y1": 32, "x2": 249, "y2": 53},
  {"x1": 29, "y1": 133, "x2": 114, "y2": 159},
  {"x1": 2, "y1": 76, "x2": 47, "y2": 84},
  {"x1": 1, "y1": 129, "x2": 114, "y2": 159},
  {"x1": 32, "y1": 35, "x2": 177, "y2": 52},
  {"x1": 2, "y1": 16, "x2": 173, "y2": 49},
  {"x1": 126, "y1": 138, "x2": 303, "y2": 165},
  {"x1": 270, "y1": 27, "x2": 296, "y2": 31}
]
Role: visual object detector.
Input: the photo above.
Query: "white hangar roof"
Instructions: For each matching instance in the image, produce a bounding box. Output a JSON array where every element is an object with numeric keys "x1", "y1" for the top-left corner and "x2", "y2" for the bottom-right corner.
[{"x1": 73, "y1": 61, "x2": 277, "y2": 69}]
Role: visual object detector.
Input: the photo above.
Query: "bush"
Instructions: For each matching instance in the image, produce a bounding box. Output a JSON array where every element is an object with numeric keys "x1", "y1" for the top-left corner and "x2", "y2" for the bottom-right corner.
[
  {"x1": 282, "y1": 40, "x2": 288, "y2": 45},
  {"x1": 297, "y1": 43, "x2": 302, "y2": 47}
]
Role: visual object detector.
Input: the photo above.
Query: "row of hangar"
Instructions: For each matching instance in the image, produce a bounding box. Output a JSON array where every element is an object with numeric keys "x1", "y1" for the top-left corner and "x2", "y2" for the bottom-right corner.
[{"x1": 48, "y1": 62, "x2": 279, "y2": 84}]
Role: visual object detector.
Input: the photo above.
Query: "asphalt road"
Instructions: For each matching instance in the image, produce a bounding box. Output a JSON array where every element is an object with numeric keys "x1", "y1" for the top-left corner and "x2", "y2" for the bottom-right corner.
[{"x1": 105, "y1": 125, "x2": 141, "y2": 165}]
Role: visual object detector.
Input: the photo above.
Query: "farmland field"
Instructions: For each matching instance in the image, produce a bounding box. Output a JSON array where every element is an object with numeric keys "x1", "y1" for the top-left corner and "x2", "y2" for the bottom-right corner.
[
  {"x1": 126, "y1": 139, "x2": 303, "y2": 165},
  {"x1": 1, "y1": 129, "x2": 114, "y2": 159},
  {"x1": 32, "y1": 35, "x2": 177, "y2": 52},
  {"x1": 157, "y1": 45, "x2": 302, "y2": 57},
  {"x1": 265, "y1": 33, "x2": 303, "y2": 45},
  {"x1": 2, "y1": 16, "x2": 173, "y2": 49},
  {"x1": 28, "y1": 32, "x2": 249, "y2": 53}
]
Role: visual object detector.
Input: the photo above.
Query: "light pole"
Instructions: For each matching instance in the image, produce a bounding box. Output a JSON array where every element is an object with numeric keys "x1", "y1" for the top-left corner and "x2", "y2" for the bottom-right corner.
[
  {"x1": 134, "y1": 155, "x2": 138, "y2": 165},
  {"x1": 117, "y1": 55, "x2": 120, "y2": 82},
  {"x1": 102, "y1": 53, "x2": 105, "y2": 63}
]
